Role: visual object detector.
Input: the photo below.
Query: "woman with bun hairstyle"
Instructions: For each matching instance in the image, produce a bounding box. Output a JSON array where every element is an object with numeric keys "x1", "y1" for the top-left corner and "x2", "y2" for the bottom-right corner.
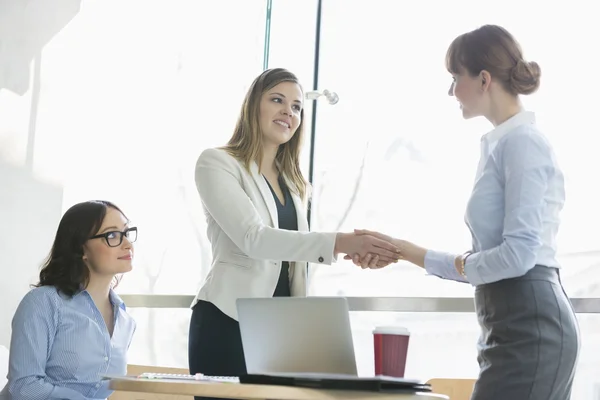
[{"x1": 349, "y1": 25, "x2": 579, "y2": 399}]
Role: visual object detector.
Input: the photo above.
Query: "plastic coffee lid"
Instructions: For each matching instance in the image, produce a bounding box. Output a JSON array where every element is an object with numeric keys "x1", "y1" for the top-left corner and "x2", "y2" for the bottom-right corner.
[{"x1": 372, "y1": 326, "x2": 410, "y2": 335}]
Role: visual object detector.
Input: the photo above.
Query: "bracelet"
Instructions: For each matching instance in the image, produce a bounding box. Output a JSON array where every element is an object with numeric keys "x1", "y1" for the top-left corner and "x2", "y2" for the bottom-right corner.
[{"x1": 459, "y1": 251, "x2": 473, "y2": 277}]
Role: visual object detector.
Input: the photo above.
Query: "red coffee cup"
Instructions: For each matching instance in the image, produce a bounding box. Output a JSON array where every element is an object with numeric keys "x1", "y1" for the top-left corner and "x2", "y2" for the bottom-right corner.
[{"x1": 373, "y1": 326, "x2": 410, "y2": 377}]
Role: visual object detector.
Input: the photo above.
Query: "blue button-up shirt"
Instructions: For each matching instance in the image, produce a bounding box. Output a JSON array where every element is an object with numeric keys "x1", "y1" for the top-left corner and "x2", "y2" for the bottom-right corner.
[
  {"x1": 425, "y1": 111, "x2": 565, "y2": 285},
  {"x1": 5, "y1": 286, "x2": 136, "y2": 400}
]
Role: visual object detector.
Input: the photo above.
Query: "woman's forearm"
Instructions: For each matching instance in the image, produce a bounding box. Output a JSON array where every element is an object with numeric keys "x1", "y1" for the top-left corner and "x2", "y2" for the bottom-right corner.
[{"x1": 397, "y1": 240, "x2": 427, "y2": 268}]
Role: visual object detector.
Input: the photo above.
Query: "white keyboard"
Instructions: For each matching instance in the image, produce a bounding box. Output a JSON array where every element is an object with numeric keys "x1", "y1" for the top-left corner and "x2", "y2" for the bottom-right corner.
[{"x1": 137, "y1": 372, "x2": 239, "y2": 383}]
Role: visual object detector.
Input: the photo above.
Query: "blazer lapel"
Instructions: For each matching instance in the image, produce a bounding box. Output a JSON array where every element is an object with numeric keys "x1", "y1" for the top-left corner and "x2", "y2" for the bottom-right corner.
[{"x1": 250, "y1": 162, "x2": 278, "y2": 228}]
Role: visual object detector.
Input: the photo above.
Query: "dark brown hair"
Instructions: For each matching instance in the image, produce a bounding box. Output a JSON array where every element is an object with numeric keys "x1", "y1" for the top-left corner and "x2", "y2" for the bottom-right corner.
[
  {"x1": 223, "y1": 68, "x2": 309, "y2": 201},
  {"x1": 446, "y1": 24, "x2": 541, "y2": 96},
  {"x1": 35, "y1": 200, "x2": 127, "y2": 297}
]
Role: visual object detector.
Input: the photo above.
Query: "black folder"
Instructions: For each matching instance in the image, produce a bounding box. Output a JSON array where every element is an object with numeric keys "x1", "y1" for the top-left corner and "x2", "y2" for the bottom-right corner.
[{"x1": 239, "y1": 373, "x2": 431, "y2": 393}]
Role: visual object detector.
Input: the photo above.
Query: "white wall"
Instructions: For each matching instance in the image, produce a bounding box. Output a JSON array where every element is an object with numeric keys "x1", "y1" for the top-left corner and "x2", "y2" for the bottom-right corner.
[
  {"x1": 0, "y1": 161, "x2": 62, "y2": 347},
  {"x1": 0, "y1": 0, "x2": 80, "y2": 347}
]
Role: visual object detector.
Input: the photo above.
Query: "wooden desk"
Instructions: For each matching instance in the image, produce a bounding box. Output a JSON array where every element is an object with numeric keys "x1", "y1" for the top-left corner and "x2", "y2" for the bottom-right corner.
[{"x1": 109, "y1": 377, "x2": 449, "y2": 400}]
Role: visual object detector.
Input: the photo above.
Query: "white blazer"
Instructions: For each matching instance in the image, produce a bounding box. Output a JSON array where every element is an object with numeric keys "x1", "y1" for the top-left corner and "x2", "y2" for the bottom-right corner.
[{"x1": 191, "y1": 148, "x2": 337, "y2": 320}]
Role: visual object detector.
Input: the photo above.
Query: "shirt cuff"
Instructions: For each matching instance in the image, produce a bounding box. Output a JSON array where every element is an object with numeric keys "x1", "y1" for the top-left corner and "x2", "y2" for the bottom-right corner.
[
  {"x1": 324, "y1": 232, "x2": 337, "y2": 264},
  {"x1": 463, "y1": 252, "x2": 484, "y2": 285},
  {"x1": 424, "y1": 250, "x2": 467, "y2": 282}
]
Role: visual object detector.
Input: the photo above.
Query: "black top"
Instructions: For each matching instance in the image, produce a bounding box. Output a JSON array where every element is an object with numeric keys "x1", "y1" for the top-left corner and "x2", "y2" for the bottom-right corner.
[{"x1": 264, "y1": 175, "x2": 298, "y2": 297}]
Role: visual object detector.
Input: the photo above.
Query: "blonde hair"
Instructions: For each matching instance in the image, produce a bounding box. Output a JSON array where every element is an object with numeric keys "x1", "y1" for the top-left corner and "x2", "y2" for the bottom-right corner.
[{"x1": 222, "y1": 68, "x2": 309, "y2": 201}]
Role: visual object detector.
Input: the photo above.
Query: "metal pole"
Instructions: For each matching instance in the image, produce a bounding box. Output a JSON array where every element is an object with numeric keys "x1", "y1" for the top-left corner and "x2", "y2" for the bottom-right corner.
[
  {"x1": 307, "y1": 0, "x2": 323, "y2": 228},
  {"x1": 262, "y1": 0, "x2": 273, "y2": 70}
]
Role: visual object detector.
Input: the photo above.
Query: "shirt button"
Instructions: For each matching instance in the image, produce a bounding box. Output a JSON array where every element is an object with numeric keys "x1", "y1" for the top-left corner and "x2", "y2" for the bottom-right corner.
[
  {"x1": 318, "y1": 256, "x2": 324, "y2": 262},
  {"x1": 104, "y1": 356, "x2": 109, "y2": 361},
  {"x1": 95, "y1": 383, "x2": 100, "y2": 388}
]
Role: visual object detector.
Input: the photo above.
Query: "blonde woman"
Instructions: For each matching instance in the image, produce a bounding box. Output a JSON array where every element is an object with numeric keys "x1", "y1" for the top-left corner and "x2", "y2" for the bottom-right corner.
[{"x1": 188, "y1": 68, "x2": 399, "y2": 398}]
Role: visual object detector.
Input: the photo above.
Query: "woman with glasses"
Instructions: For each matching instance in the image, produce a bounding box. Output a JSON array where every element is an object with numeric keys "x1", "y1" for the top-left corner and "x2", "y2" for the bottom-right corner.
[{"x1": 3, "y1": 200, "x2": 137, "y2": 400}]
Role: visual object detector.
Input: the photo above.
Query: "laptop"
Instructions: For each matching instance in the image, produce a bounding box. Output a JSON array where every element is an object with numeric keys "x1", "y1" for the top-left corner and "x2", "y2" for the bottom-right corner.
[{"x1": 236, "y1": 297, "x2": 358, "y2": 376}]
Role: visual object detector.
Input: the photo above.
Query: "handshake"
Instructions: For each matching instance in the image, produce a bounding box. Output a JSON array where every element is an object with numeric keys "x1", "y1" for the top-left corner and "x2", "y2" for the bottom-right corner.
[{"x1": 335, "y1": 229, "x2": 411, "y2": 269}]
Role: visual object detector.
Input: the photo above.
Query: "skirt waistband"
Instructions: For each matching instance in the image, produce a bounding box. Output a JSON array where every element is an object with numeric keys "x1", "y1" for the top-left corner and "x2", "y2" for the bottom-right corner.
[{"x1": 476, "y1": 265, "x2": 560, "y2": 291}]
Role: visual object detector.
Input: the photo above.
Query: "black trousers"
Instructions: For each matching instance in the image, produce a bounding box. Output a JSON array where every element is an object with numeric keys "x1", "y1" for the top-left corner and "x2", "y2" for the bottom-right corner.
[
  {"x1": 188, "y1": 266, "x2": 290, "y2": 400},
  {"x1": 188, "y1": 299, "x2": 247, "y2": 400}
]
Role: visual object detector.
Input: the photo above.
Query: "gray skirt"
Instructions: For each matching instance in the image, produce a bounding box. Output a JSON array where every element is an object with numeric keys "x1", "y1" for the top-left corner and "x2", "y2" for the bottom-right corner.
[{"x1": 471, "y1": 265, "x2": 580, "y2": 400}]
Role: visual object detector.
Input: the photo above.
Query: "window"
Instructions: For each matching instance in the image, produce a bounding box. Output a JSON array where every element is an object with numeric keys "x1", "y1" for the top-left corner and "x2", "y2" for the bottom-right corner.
[
  {"x1": 300, "y1": 0, "x2": 600, "y2": 397},
  {"x1": 308, "y1": 0, "x2": 600, "y2": 298},
  {"x1": 1, "y1": 0, "x2": 267, "y2": 365},
  {"x1": 35, "y1": 0, "x2": 268, "y2": 296}
]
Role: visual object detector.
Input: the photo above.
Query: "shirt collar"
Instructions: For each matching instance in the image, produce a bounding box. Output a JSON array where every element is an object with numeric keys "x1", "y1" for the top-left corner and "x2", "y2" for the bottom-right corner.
[
  {"x1": 75, "y1": 288, "x2": 126, "y2": 310},
  {"x1": 109, "y1": 289, "x2": 126, "y2": 310},
  {"x1": 483, "y1": 110, "x2": 536, "y2": 144}
]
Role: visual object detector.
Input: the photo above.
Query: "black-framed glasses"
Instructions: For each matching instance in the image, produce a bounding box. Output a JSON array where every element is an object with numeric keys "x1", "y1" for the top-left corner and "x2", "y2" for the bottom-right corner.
[{"x1": 89, "y1": 227, "x2": 138, "y2": 247}]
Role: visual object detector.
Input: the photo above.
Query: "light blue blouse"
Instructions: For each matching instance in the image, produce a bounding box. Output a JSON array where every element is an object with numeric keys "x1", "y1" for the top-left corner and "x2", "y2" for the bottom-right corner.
[
  {"x1": 6, "y1": 286, "x2": 136, "y2": 400},
  {"x1": 425, "y1": 111, "x2": 565, "y2": 285}
]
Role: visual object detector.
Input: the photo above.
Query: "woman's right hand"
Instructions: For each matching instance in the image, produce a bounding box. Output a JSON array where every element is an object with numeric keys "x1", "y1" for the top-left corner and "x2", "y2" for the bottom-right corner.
[{"x1": 334, "y1": 232, "x2": 401, "y2": 264}]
